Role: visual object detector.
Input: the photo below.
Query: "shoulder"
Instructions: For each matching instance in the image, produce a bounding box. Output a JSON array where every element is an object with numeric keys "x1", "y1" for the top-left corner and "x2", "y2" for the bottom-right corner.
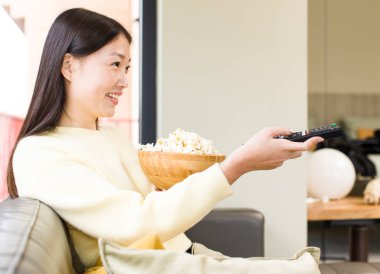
[
  {"x1": 16, "y1": 130, "x2": 67, "y2": 150},
  {"x1": 13, "y1": 135, "x2": 59, "y2": 182},
  {"x1": 16, "y1": 135, "x2": 49, "y2": 153},
  {"x1": 14, "y1": 132, "x2": 71, "y2": 164}
]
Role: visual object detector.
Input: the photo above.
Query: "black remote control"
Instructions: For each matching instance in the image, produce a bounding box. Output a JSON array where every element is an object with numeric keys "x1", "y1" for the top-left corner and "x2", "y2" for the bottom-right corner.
[{"x1": 275, "y1": 123, "x2": 343, "y2": 142}]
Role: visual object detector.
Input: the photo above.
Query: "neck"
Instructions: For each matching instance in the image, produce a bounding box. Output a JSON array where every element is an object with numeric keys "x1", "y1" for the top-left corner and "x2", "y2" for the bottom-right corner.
[{"x1": 58, "y1": 109, "x2": 97, "y2": 130}]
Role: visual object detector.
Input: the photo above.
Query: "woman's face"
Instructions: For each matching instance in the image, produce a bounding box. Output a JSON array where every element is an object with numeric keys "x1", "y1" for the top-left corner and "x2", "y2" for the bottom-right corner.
[{"x1": 64, "y1": 34, "x2": 131, "y2": 125}]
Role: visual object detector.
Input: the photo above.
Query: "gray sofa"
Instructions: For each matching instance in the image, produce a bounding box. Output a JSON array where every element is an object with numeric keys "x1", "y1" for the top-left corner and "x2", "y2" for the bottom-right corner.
[
  {"x1": 1, "y1": 198, "x2": 380, "y2": 274},
  {"x1": 0, "y1": 198, "x2": 77, "y2": 274}
]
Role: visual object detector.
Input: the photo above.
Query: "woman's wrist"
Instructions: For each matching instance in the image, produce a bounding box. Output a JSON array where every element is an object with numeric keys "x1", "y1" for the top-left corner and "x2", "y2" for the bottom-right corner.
[{"x1": 219, "y1": 149, "x2": 247, "y2": 185}]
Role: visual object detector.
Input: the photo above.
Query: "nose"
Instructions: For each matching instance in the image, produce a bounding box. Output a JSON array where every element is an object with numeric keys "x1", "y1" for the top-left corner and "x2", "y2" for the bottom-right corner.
[{"x1": 118, "y1": 71, "x2": 128, "y2": 88}]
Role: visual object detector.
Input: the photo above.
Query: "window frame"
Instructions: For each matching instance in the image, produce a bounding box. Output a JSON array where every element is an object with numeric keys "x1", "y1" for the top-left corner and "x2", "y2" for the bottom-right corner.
[{"x1": 139, "y1": 0, "x2": 157, "y2": 144}]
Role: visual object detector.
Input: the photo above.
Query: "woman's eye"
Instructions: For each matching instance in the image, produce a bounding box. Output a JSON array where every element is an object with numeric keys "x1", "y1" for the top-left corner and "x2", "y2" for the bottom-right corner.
[
  {"x1": 125, "y1": 66, "x2": 130, "y2": 72},
  {"x1": 112, "y1": 62, "x2": 121, "y2": 68}
]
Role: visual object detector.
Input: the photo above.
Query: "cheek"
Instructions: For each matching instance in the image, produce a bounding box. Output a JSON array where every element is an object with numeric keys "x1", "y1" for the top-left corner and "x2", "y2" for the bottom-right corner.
[
  {"x1": 71, "y1": 67, "x2": 116, "y2": 100},
  {"x1": 89, "y1": 69, "x2": 116, "y2": 89},
  {"x1": 72, "y1": 80, "x2": 94, "y2": 98}
]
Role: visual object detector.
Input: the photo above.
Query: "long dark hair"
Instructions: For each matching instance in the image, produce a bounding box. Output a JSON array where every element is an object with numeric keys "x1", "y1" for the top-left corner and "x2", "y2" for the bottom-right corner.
[{"x1": 7, "y1": 8, "x2": 132, "y2": 198}]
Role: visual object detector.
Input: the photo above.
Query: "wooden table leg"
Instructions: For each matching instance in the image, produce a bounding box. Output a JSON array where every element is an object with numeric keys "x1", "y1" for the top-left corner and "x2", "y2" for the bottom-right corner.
[{"x1": 349, "y1": 225, "x2": 369, "y2": 262}]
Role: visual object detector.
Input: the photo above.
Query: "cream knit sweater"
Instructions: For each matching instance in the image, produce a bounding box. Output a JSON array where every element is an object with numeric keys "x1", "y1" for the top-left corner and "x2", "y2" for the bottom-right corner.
[{"x1": 13, "y1": 126, "x2": 233, "y2": 268}]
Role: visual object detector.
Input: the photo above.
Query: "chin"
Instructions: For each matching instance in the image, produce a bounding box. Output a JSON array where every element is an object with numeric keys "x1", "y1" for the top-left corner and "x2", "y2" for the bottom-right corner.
[{"x1": 101, "y1": 110, "x2": 116, "y2": 118}]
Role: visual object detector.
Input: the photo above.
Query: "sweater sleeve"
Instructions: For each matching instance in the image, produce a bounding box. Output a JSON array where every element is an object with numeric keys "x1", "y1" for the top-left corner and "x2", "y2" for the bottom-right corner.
[{"x1": 13, "y1": 137, "x2": 233, "y2": 245}]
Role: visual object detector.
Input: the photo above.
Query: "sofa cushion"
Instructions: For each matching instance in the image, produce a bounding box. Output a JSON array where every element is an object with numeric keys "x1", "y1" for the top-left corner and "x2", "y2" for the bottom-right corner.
[
  {"x1": 99, "y1": 238, "x2": 321, "y2": 274},
  {"x1": 0, "y1": 198, "x2": 75, "y2": 274}
]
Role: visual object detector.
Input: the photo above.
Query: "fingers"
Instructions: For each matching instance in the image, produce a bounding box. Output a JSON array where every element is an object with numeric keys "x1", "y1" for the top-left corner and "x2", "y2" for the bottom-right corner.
[
  {"x1": 279, "y1": 140, "x2": 309, "y2": 151},
  {"x1": 266, "y1": 127, "x2": 293, "y2": 137},
  {"x1": 304, "y1": 136, "x2": 324, "y2": 150},
  {"x1": 262, "y1": 161, "x2": 284, "y2": 170},
  {"x1": 279, "y1": 136, "x2": 324, "y2": 152},
  {"x1": 268, "y1": 127, "x2": 324, "y2": 149},
  {"x1": 288, "y1": 151, "x2": 303, "y2": 159},
  {"x1": 270, "y1": 152, "x2": 301, "y2": 169}
]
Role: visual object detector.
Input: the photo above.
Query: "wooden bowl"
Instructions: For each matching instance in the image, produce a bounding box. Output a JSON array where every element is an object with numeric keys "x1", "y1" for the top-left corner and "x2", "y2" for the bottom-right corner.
[{"x1": 138, "y1": 150, "x2": 226, "y2": 190}]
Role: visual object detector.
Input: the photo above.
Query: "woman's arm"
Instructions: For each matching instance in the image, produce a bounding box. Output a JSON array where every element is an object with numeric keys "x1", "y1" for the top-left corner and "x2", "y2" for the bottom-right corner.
[
  {"x1": 13, "y1": 138, "x2": 232, "y2": 245},
  {"x1": 220, "y1": 127, "x2": 324, "y2": 184}
]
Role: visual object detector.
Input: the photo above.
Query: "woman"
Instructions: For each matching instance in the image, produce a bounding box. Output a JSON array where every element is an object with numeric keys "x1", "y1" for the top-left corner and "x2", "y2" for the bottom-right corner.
[{"x1": 7, "y1": 8, "x2": 323, "y2": 270}]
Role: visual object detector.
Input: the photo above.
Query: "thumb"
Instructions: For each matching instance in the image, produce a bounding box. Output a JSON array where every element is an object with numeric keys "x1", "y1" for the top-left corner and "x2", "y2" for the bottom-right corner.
[
  {"x1": 269, "y1": 127, "x2": 293, "y2": 137},
  {"x1": 304, "y1": 136, "x2": 324, "y2": 150},
  {"x1": 284, "y1": 136, "x2": 324, "y2": 151}
]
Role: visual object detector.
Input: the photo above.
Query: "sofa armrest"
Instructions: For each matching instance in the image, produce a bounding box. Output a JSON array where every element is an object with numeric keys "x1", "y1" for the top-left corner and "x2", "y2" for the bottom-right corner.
[
  {"x1": 185, "y1": 208, "x2": 264, "y2": 257},
  {"x1": 0, "y1": 198, "x2": 75, "y2": 274}
]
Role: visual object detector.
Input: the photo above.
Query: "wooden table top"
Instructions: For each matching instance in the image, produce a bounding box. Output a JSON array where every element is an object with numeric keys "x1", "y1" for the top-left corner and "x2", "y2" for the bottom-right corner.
[{"x1": 308, "y1": 196, "x2": 380, "y2": 221}]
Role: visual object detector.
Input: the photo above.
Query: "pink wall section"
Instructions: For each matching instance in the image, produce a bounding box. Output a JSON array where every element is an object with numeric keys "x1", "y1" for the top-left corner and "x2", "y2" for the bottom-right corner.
[{"x1": 0, "y1": 114, "x2": 23, "y2": 201}]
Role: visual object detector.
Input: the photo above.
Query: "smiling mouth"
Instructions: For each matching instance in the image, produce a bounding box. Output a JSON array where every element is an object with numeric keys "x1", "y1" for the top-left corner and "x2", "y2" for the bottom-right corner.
[
  {"x1": 106, "y1": 92, "x2": 121, "y2": 105},
  {"x1": 106, "y1": 93, "x2": 120, "y2": 100}
]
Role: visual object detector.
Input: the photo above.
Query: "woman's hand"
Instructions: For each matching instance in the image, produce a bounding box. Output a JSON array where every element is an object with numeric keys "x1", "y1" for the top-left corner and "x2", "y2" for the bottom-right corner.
[{"x1": 220, "y1": 127, "x2": 324, "y2": 185}]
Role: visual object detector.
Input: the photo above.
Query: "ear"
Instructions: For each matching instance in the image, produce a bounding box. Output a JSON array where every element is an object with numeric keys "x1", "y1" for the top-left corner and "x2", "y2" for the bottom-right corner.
[{"x1": 61, "y1": 53, "x2": 75, "y2": 82}]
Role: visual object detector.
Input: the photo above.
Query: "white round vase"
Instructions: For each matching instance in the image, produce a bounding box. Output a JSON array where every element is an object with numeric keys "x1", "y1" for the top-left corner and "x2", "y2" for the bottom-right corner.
[{"x1": 307, "y1": 148, "x2": 356, "y2": 199}]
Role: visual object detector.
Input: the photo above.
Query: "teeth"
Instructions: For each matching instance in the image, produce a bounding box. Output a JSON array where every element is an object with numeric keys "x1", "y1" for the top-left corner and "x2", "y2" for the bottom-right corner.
[{"x1": 106, "y1": 93, "x2": 120, "y2": 99}]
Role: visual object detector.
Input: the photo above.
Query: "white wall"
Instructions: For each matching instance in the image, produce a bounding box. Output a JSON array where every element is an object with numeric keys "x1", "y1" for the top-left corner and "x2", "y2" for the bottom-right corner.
[
  {"x1": 158, "y1": 0, "x2": 308, "y2": 257},
  {"x1": 0, "y1": 6, "x2": 28, "y2": 117}
]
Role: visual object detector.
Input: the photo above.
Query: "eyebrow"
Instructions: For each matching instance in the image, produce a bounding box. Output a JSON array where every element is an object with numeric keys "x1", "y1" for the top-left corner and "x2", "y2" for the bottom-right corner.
[{"x1": 109, "y1": 52, "x2": 131, "y2": 62}]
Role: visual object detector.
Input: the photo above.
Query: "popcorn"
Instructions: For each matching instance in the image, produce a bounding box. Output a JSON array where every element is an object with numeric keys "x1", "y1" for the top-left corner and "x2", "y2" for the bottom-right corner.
[{"x1": 138, "y1": 128, "x2": 219, "y2": 155}]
